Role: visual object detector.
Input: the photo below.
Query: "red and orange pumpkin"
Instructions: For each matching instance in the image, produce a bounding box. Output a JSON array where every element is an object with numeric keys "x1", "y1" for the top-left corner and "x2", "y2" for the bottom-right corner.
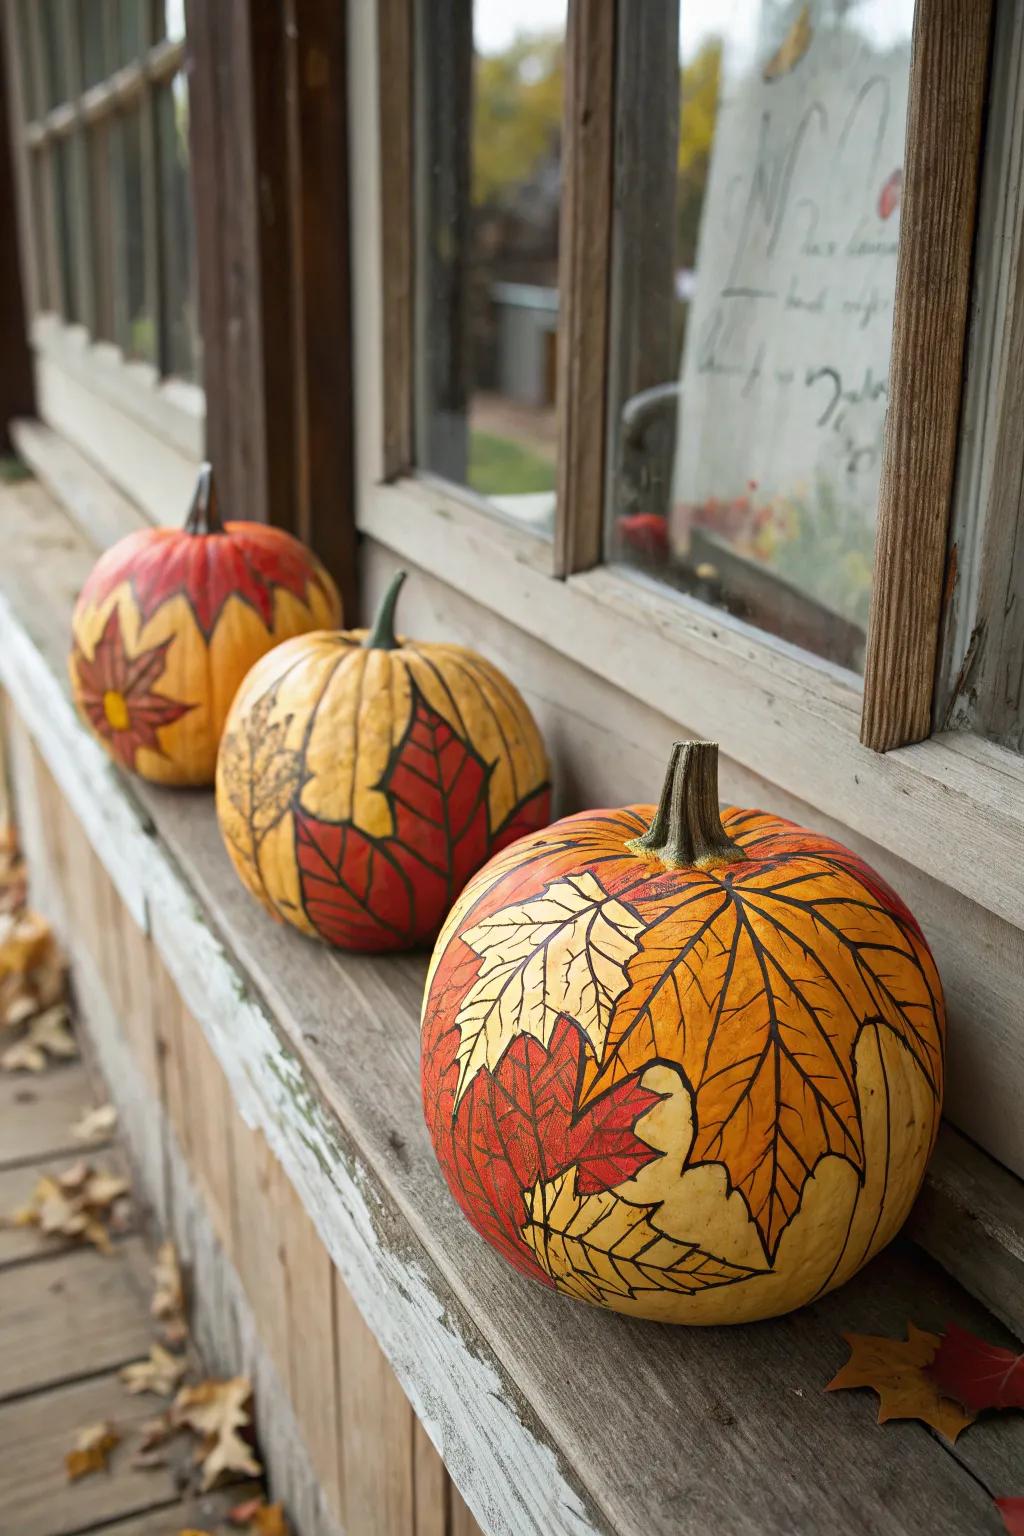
[
  {"x1": 215, "y1": 570, "x2": 551, "y2": 952},
  {"x1": 421, "y1": 741, "x2": 944, "y2": 1324},
  {"x1": 69, "y1": 464, "x2": 341, "y2": 786}
]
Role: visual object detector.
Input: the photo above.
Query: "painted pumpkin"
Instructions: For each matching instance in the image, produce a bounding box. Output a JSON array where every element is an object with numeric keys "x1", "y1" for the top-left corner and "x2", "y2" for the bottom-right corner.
[
  {"x1": 215, "y1": 570, "x2": 551, "y2": 952},
  {"x1": 69, "y1": 464, "x2": 341, "y2": 786},
  {"x1": 421, "y1": 741, "x2": 944, "y2": 1324}
]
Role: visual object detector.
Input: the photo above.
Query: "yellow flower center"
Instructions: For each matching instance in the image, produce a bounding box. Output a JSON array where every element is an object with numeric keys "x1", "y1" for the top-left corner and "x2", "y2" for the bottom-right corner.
[{"x1": 103, "y1": 690, "x2": 130, "y2": 732}]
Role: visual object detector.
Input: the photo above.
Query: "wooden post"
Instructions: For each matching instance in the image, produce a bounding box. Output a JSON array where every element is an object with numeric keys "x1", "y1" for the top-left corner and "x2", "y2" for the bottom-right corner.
[{"x1": 0, "y1": 6, "x2": 36, "y2": 447}]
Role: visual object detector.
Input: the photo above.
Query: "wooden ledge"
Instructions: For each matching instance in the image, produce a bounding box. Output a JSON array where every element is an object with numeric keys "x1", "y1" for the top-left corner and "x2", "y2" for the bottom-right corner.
[{"x1": 2, "y1": 477, "x2": 1024, "y2": 1536}]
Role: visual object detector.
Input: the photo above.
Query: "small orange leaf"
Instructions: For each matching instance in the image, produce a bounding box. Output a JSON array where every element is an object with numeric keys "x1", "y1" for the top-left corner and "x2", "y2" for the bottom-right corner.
[
  {"x1": 826, "y1": 1324, "x2": 975, "y2": 1442},
  {"x1": 65, "y1": 1420, "x2": 120, "y2": 1480}
]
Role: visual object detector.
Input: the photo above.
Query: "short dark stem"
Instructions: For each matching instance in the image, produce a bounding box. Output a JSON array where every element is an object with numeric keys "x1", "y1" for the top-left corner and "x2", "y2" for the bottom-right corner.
[
  {"x1": 184, "y1": 462, "x2": 223, "y2": 534},
  {"x1": 626, "y1": 741, "x2": 746, "y2": 871},
  {"x1": 364, "y1": 569, "x2": 407, "y2": 650}
]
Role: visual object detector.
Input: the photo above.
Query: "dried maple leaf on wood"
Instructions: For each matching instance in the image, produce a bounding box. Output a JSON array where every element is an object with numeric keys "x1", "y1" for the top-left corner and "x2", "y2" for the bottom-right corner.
[
  {"x1": 997, "y1": 1498, "x2": 1024, "y2": 1535},
  {"x1": 72, "y1": 1102, "x2": 118, "y2": 1140},
  {"x1": 0, "y1": 908, "x2": 64, "y2": 1027},
  {"x1": 65, "y1": 1420, "x2": 120, "y2": 1481},
  {"x1": 521, "y1": 1170, "x2": 766, "y2": 1306},
  {"x1": 0, "y1": 827, "x2": 27, "y2": 915},
  {"x1": 152, "y1": 1240, "x2": 189, "y2": 1344},
  {"x1": 6, "y1": 1161, "x2": 129, "y2": 1252},
  {"x1": 1, "y1": 1002, "x2": 77, "y2": 1072},
  {"x1": 929, "y1": 1323, "x2": 1024, "y2": 1411},
  {"x1": 120, "y1": 1343, "x2": 187, "y2": 1397},
  {"x1": 826, "y1": 1324, "x2": 975, "y2": 1442},
  {"x1": 172, "y1": 1376, "x2": 262, "y2": 1490}
]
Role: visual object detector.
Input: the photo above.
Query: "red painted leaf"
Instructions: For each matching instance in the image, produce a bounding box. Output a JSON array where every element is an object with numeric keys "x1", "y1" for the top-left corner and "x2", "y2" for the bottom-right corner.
[
  {"x1": 294, "y1": 686, "x2": 494, "y2": 950},
  {"x1": 997, "y1": 1499, "x2": 1024, "y2": 1536},
  {"x1": 79, "y1": 522, "x2": 333, "y2": 640},
  {"x1": 73, "y1": 607, "x2": 194, "y2": 770},
  {"x1": 424, "y1": 1014, "x2": 663, "y2": 1284},
  {"x1": 929, "y1": 1323, "x2": 1024, "y2": 1413}
]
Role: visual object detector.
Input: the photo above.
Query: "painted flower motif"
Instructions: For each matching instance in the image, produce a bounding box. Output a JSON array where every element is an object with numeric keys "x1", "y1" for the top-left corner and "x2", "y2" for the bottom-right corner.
[{"x1": 73, "y1": 608, "x2": 195, "y2": 770}]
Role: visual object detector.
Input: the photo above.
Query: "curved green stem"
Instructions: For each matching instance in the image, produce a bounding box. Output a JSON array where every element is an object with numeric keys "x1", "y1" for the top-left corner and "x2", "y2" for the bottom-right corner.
[
  {"x1": 364, "y1": 569, "x2": 407, "y2": 650},
  {"x1": 184, "y1": 462, "x2": 224, "y2": 535},
  {"x1": 626, "y1": 741, "x2": 746, "y2": 871}
]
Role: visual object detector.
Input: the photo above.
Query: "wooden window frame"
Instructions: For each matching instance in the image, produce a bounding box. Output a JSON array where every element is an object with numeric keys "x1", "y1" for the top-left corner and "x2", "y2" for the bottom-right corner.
[{"x1": 354, "y1": 0, "x2": 1024, "y2": 932}]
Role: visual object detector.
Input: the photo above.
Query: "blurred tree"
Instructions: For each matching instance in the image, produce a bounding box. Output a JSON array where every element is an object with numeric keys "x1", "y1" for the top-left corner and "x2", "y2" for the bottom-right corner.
[
  {"x1": 676, "y1": 37, "x2": 722, "y2": 269},
  {"x1": 472, "y1": 34, "x2": 564, "y2": 209}
]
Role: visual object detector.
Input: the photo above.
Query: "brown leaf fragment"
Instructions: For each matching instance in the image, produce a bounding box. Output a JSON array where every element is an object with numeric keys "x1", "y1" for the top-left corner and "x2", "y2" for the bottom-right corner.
[
  {"x1": 826, "y1": 1324, "x2": 976, "y2": 1442},
  {"x1": 152, "y1": 1240, "x2": 189, "y2": 1343},
  {"x1": 72, "y1": 1102, "x2": 118, "y2": 1140},
  {"x1": 65, "y1": 1420, "x2": 120, "y2": 1481},
  {"x1": 1, "y1": 1003, "x2": 77, "y2": 1072},
  {"x1": 173, "y1": 1376, "x2": 262, "y2": 1490},
  {"x1": 229, "y1": 1498, "x2": 290, "y2": 1535},
  {"x1": 4, "y1": 1162, "x2": 129, "y2": 1253},
  {"x1": 0, "y1": 909, "x2": 65, "y2": 1029},
  {"x1": 120, "y1": 1343, "x2": 187, "y2": 1397}
]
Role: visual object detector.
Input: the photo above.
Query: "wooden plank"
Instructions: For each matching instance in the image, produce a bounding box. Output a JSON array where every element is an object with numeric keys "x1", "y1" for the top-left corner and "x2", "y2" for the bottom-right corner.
[
  {"x1": 860, "y1": 0, "x2": 994, "y2": 751},
  {"x1": 0, "y1": 1062, "x2": 97, "y2": 1169},
  {"x1": 10, "y1": 416, "x2": 150, "y2": 546},
  {"x1": 554, "y1": 0, "x2": 616, "y2": 577},
  {"x1": 280, "y1": 1174, "x2": 343, "y2": 1518},
  {"x1": 229, "y1": 1111, "x2": 290, "y2": 1377},
  {"x1": 86, "y1": 1483, "x2": 266, "y2": 1536},
  {"x1": 378, "y1": 0, "x2": 413, "y2": 479},
  {"x1": 0, "y1": 1370, "x2": 181, "y2": 1536},
  {"x1": 413, "y1": 1417, "x2": 448, "y2": 1536},
  {"x1": 336, "y1": 1270, "x2": 415, "y2": 1536},
  {"x1": 0, "y1": 1239, "x2": 152, "y2": 1400},
  {"x1": 0, "y1": 1, "x2": 36, "y2": 442}
]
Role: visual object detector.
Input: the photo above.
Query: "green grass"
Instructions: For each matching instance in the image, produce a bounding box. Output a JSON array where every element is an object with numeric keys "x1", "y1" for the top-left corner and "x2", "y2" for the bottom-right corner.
[{"x1": 468, "y1": 430, "x2": 555, "y2": 496}]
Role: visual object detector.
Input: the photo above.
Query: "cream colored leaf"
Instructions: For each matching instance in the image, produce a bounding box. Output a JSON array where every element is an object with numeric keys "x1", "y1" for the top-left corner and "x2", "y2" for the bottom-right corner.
[
  {"x1": 172, "y1": 1376, "x2": 262, "y2": 1491},
  {"x1": 120, "y1": 1343, "x2": 187, "y2": 1397},
  {"x1": 452, "y1": 872, "x2": 644, "y2": 1102},
  {"x1": 152, "y1": 1240, "x2": 188, "y2": 1344},
  {"x1": 5, "y1": 1162, "x2": 127, "y2": 1252},
  {"x1": 72, "y1": 1102, "x2": 118, "y2": 1140},
  {"x1": 65, "y1": 1419, "x2": 120, "y2": 1481},
  {"x1": 1, "y1": 1004, "x2": 76, "y2": 1072},
  {"x1": 521, "y1": 1171, "x2": 765, "y2": 1307}
]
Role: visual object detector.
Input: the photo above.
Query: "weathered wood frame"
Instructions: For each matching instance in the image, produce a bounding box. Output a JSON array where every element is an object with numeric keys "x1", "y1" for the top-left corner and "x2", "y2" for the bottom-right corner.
[{"x1": 373, "y1": 0, "x2": 996, "y2": 752}]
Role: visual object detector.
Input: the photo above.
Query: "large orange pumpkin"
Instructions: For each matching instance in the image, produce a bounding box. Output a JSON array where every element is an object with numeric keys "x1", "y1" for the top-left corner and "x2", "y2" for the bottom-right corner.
[
  {"x1": 421, "y1": 741, "x2": 944, "y2": 1324},
  {"x1": 69, "y1": 464, "x2": 341, "y2": 786},
  {"x1": 215, "y1": 570, "x2": 551, "y2": 952}
]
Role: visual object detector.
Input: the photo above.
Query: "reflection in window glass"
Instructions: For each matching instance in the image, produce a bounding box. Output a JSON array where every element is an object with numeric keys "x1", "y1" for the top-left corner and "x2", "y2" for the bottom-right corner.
[
  {"x1": 156, "y1": 71, "x2": 199, "y2": 380},
  {"x1": 606, "y1": 0, "x2": 915, "y2": 671},
  {"x1": 416, "y1": 0, "x2": 566, "y2": 535},
  {"x1": 116, "y1": 111, "x2": 154, "y2": 363}
]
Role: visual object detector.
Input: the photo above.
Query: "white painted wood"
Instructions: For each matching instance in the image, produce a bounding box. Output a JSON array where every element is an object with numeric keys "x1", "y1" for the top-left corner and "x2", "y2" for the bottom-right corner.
[
  {"x1": 34, "y1": 354, "x2": 199, "y2": 525},
  {"x1": 31, "y1": 314, "x2": 205, "y2": 461},
  {"x1": 11, "y1": 417, "x2": 152, "y2": 545}
]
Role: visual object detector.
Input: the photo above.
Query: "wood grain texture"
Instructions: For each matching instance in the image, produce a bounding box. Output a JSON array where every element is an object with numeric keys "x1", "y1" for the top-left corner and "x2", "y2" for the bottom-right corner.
[
  {"x1": 378, "y1": 0, "x2": 413, "y2": 479},
  {"x1": 861, "y1": 0, "x2": 994, "y2": 751},
  {"x1": 10, "y1": 416, "x2": 151, "y2": 545},
  {"x1": 0, "y1": 2, "x2": 35, "y2": 443},
  {"x1": 336, "y1": 1272, "x2": 416, "y2": 1535},
  {"x1": 554, "y1": 0, "x2": 616, "y2": 577},
  {"x1": 0, "y1": 1061, "x2": 97, "y2": 1169}
]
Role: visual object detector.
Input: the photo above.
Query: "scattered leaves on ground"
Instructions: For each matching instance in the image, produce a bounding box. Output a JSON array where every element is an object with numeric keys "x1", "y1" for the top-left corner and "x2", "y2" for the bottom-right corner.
[
  {"x1": 0, "y1": 907, "x2": 65, "y2": 1029},
  {"x1": 72, "y1": 1101, "x2": 118, "y2": 1141},
  {"x1": 929, "y1": 1322, "x2": 1024, "y2": 1413},
  {"x1": 120, "y1": 1343, "x2": 187, "y2": 1397},
  {"x1": 152, "y1": 1239, "x2": 189, "y2": 1345},
  {"x1": 1, "y1": 1001, "x2": 77, "y2": 1072},
  {"x1": 65, "y1": 1420, "x2": 120, "y2": 1481},
  {"x1": 5, "y1": 1161, "x2": 130, "y2": 1252},
  {"x1": 172, "y1": 1377, "x2": 262, "y2": 1490},
  {"x1": 0, "y1": 827, "x2": 27, "y2": 915},
  {"x1": 826, "y1": 1324, "x2": 975, "y2": 1442},
  {"x1": 997, "y1": 1498, "x2": 1024, "y2": 1535}
]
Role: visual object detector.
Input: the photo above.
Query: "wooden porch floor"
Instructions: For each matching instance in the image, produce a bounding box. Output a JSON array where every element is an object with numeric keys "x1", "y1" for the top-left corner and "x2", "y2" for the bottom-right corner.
[{"x1": 0, "y1": 1058, "x2": 261, "y2": 1536}]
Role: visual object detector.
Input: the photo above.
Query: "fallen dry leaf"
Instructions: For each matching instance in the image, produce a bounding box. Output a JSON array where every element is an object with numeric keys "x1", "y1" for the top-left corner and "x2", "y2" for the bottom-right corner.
[
  {"x1": 997, "y1": 1498, "x2": 1024, "y2": 1535},
  {"x1": 0, "y1": 908, "x2": 65, "y2": 1028},
  {"x1": 826, "y1": 1324, "x2": 975, "y2": 1442},
  {"x1": 152, "y1": 1240, "x2": 189, "y2": 1344},
  {"x1": 65, "y1": 1420, "x2": 120, "y2": 1481},
  {"x1": 173, "y1": 1376, "x2": 262, "y2": 1490},
  {"x1": 0, "y1": 827, "x2": 27, "y2": 915},
  {"x1": 6, "y1": 1162, "x2": 130, "y2": 1253},
  {"x1": 929, "y1": 1323, "x2": 1024, "y2": 1413},
  {"x1": 120, "y1": 1343, "x2": 187, "y2": 1397},
  {"x1": 72, "y1": 1102, "x2": 118, "y2": 1141},
  {"x1": 229, "y1": 1498, "x2": 290, "y2": 1535},
  {"x1": 1, "y1": 1002, "x2": 77, "y2": 1072}
]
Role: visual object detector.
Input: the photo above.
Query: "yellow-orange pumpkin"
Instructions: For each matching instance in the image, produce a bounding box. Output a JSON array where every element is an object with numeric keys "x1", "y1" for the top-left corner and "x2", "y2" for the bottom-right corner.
[
  {"x1": 69, "y1": 464, "x2": 341, "y2": 786},
  {"x1": 421, "y1": 741, "x2": 944, "y2": 1324},
  {"x1": 215, "y1": 570, "x2": 551, "y2": 952}
]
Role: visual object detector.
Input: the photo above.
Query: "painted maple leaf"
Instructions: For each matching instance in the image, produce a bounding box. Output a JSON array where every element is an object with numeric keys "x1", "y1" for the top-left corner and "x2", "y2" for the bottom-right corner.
[
  {"x1": 73, "y1": 608, "x2": 195, "y2": 770},
  {"x1": 522, "y1": 1170, "x2": 766, "y2": 1305},
  {"x1": 425, "y1": 1015, "x2": 663, "y2": 1285},
  {"x1": 79, "y1": 522, "x2": 335, "y2": 640},
  {"x1": 294, "y1": 685, "x2": 544, "y2": 951},
  {"x1": 217, "y1": 681, "x2": 303, "y2": 902}
]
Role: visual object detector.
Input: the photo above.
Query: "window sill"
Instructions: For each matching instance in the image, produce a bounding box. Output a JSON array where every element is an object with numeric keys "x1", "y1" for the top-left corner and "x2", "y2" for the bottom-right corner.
[
  {"x1": 3, "y1": 467, "x2": 1024, "y2": 1534},
  {"x1": 358, "y1": 474, "x2": 1024, "y2": 934}
]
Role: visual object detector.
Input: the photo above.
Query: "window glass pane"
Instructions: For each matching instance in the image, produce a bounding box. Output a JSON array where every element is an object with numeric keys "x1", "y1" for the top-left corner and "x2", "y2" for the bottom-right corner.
[
  {"x1": 81, "y1": 0, "x2": 112, "y2": 87},
  {"x1": 415, "y1": 0, "x2": 566, "y2": 536},
  {"x1": 606, "y1": 0, "x2": 915, "y2": 672},
  {"x1": 156, "y1": 0, "x2": 186, "y2": 42},
  {"x1": 114, "y1": 111, "x2": 155, "y2": 362},
  {"x1": 156, "y1": 70, "x2": 199, "y2": 380}
]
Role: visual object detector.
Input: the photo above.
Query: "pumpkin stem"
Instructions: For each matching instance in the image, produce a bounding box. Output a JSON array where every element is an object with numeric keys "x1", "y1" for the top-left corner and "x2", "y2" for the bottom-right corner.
[
  {"x1": 364, "y1": 569, "x2": 406, "y2": 650},
  {"x1": 184, "y1": 462, "x2": 224, "y2": 535},
  {"x1": 626, "y1": 741, "x2": 746, "y2": 871}
]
